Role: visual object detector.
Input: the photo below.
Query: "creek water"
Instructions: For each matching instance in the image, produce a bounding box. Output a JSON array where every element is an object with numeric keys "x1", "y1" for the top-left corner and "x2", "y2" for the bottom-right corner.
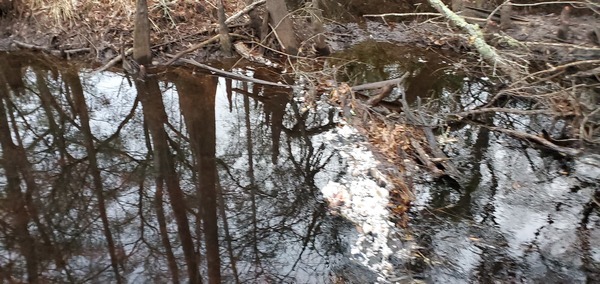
[{"x1": 0, "y1": 46, "x2": 598, "y2": 284}]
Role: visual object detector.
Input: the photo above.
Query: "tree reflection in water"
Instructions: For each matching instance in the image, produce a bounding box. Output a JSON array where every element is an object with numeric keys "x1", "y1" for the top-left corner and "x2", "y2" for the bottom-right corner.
[{"x1": 0, "y1": 53, "x2": 352, "y2": 283}]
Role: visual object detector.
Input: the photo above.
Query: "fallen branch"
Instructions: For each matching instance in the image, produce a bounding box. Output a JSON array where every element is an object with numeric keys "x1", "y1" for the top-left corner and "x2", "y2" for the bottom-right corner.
[
  {"x1": 398, "y1": 85, "x2": 464, "y2": 183},
  {"x1": 410, "y1": 139, "x2": 445, "y2": 177},
  {"x1": 93, "y1": 47, "x2": 133, "y2": 73},
  {"x1": 427, "y1": 0, "x2": 521, "y2": 79},
  {"x1": 13, "y1": 40, "x2": 91, "y2": 56},
  {"x1": 164, "y1": 34, "x2": 221, "y2": 66},
  {"x1": 366, "y1": 85, "x2": 394, "y2": 106},
  {"x1": 363, "y1": 12, "x2": 442, "y2": 18},
  {"x1": 233, "y1": 41, "x2": 280, "y2": 67},
  {"x1": 169, "y1": 56, "x2": 291, "y2": 88},
  {"x1": 522, "y1": 41, "x2": 600, "y2": 51}
]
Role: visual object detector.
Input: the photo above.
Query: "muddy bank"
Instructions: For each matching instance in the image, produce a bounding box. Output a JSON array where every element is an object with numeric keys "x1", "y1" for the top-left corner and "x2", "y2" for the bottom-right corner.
[{"x1": 0, "y1": 0, "x2": 598, "y2": 69}]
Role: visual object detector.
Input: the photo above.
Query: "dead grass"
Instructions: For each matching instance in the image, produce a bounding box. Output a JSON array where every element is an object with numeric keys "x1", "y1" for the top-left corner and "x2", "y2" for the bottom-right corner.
[{"x1": 21, "y1": 0, "x2": 136, "y2": 25}]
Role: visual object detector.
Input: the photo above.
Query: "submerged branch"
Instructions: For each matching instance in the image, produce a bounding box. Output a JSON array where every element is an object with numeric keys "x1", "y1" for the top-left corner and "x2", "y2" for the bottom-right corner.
[
  {"x1": 485, "y1": 125, "x2": 581, "y2": 156},
  {"x1": 351, "y1": 75, "x2": 409, "y2": 92},
  {"x1": 13, "y1": 40, "x2": 91, "y2": 56}
]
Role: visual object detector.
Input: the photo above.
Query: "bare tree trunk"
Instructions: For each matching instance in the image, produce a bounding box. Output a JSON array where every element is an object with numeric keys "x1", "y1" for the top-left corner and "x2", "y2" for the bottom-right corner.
[
  {"x1": 0, "y1": 57, "x2": 25, "y2": 94},
  {"x1": 245, "y1": 0, "x2": 262, "y2": 36},
  {"x1": 31, "y1": 69, "x2": 75, "y2": 281},
  {"x1": 253, "y1": 69, "x2": 288, "y2": 163},
  {"x1": 242, "y1": 94, "x2": 264, "y2": 275},
  {"x1": 217, "y1": 0, "x2": 232, "y2": 56},
  {"x1": 500, "y1": 1, "x2": 512, "y2": 30},
  {"x1": 65, "y1": 69, "x2": 124, "y2": 284},
  {"x1": 266, "y1": 0, "x2": 299, "y2": 55},
  {"x1": 310, "y1": 0, "x2": 330, "y2": 56},
  {"x1": 133, "y1": 0, "x2": 151, "y2": 65}
]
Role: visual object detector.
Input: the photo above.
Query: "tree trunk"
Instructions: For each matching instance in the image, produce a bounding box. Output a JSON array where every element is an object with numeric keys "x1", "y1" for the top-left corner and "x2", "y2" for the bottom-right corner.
[
  {"x1": 133, "y1": 0, "x2": 151, "y2": 65},
  {"x1": 500, "y1": 1, "x2": 512, "y2": 30},
  {"x1": 310, "y1": 0, "x2": 330, "y2": 56},
  {"x1": 266, "y1": 0, "x2": 299, "y2": 55},
  {"x1": 217, "y1": 0, "x2": 232, "y2": 56},
  {"x1": 245, "y1": 0, "x2": 262, "y2": 37}
]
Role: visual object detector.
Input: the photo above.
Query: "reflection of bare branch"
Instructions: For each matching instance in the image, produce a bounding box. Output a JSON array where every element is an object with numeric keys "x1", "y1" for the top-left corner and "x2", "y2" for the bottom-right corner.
[
  {"x1": 154, "y1": 175, "x2": 180, "y2": 283},
  {"x1": 98, "y1": 97, "x2": 141, "y2": 148},
  {"x1": 509, "y1": 59, "x2": 600, "y2": 88},
  {"x1": 66, "y1": 69, "x2": 124, "y2": 284},
  {"x1": 216, "y1": 178, "x2": 241, "y2": 284}
]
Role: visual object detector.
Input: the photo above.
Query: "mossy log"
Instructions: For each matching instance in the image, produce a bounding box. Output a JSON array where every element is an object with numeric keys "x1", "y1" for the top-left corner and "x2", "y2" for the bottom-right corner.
[{"x1": 428, "y1": 0, "x2": 520, "y2": 79}]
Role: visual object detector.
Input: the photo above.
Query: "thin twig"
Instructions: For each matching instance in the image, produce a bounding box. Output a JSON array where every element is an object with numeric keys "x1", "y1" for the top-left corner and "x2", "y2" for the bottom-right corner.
[
  {"x1": 510, "y1": 1, "x2": 598, "y2": 8},
  {"x1": 485, "y1": 0, "x2": 510, "y2": 24},
  {"x1": 363, "y1": 12, "x2": 442, "y2": 18},
  {"x1": 224, "y1": 0, "x2": 266, "y2": 25},
  {"x1": 522, "y1": 41, "x2": 600, "y2": 51}
]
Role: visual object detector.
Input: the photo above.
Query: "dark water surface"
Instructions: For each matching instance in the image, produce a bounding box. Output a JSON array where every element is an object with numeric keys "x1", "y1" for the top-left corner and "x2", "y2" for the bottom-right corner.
[
  {"x1": 0, "y1": 52, "x2": 359, "y2": 283},
  {"x1": 0, "y1": 47, "x2": 599, "y2": 284}
]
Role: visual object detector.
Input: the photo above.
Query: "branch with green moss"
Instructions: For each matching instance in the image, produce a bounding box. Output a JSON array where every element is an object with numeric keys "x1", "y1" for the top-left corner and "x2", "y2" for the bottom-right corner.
[{"x1": 427, "y1": 0, "x2": 523, "y2": 79}]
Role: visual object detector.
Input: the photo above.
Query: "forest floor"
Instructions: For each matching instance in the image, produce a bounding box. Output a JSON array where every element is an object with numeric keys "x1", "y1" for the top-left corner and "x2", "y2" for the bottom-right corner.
[{"x1": 0, "y1": 1, "x2": 598, "y2": 67}]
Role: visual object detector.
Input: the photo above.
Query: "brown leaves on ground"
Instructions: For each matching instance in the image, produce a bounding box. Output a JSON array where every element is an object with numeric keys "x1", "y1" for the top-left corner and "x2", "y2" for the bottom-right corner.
[{"x1": 12, "y1": 0, "x2": 247, "y2": 60}]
